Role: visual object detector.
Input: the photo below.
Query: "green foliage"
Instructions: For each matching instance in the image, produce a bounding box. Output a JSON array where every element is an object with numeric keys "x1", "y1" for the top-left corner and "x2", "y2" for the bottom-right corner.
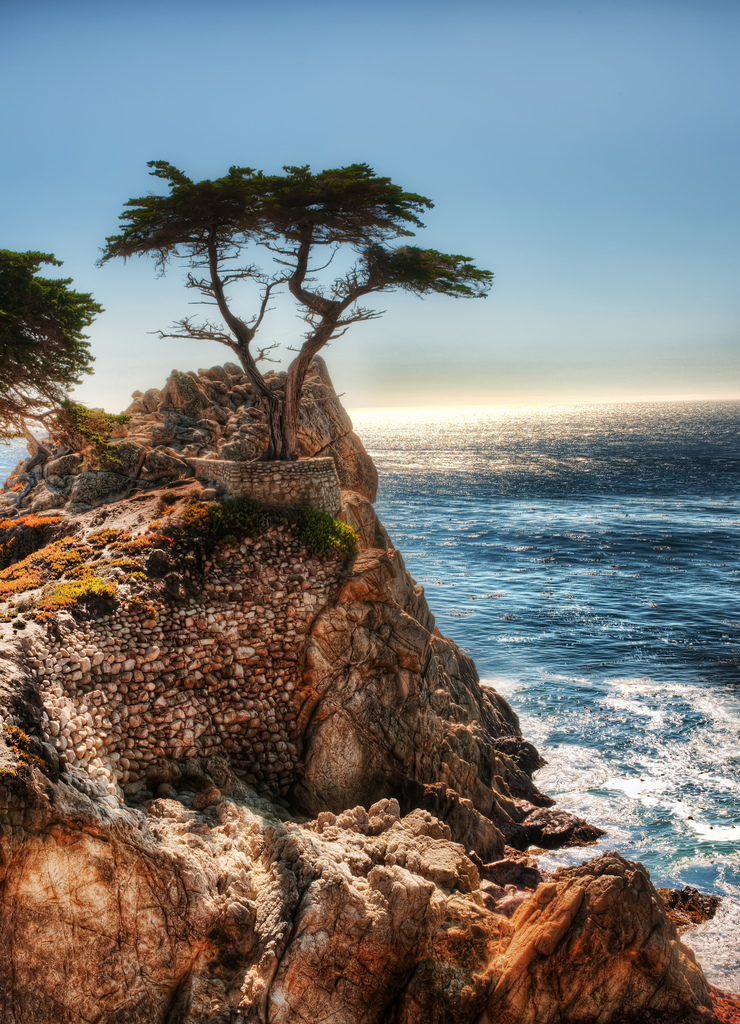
[
  {"x1": 181, "y1": 495, "x2": 357, "y2": 559},
  {"x1": 57, "y1": 399, "x2": 130, "y2": 467},
  {"x1": 38, "y1": 576, "x2": 117, "y2": 611},
  {"x1": 126, "y1": 593, "x2": 157, "y2": 616},
  {"x1": 363, "y1": 245, "x2": 493, "y2": 298},
  {"x1": 100, "y1": 161, "x2": 433, "y2": 267},
  {"x1": 298, "y1": 506, "x2": 358, "y2": 559},
  {"x1": 113, "y1": 532, "x2": 172, "y2": 554},
  {"x1": 182, "y1": 497, "x2": 269, "y2": 538},
  {"x1": 0, "y1": 537, "x2": 93, "y2": 597},
  {"x1": 105, "y1": 558, "x2": 143, "y2": 572},
  {"x1": 0, "y1": 513, "x2": 64, "y2": 534},
  {"x1": 0, "y1": 250, "x2": 101, "y2": 438},
  {"x1": 87, "y1": 527, "x2": 126, "y2": 547}
]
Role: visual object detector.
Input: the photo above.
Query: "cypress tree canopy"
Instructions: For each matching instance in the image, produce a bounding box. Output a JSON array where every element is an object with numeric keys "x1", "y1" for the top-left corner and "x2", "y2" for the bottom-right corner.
[
  {"x1": 0, "y1": 250, "x2": 100, "y2": 439},
  {"x1": 101, "y1": 160, "x2": 493, "y2": 459}
]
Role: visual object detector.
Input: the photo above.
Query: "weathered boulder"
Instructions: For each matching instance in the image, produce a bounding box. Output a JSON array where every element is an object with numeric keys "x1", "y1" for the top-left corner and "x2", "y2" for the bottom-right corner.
[
  {"x1": 481, "y1": 852, "x2": 712, "y2": 1024},
  {"x1": 28, "y1": 481, "x2": 67, "y2": 511},
  {"x1": 294, "y1": 359, "x2": 378, "y2": 500},
  {"x1": 68, "y1": 470, "x2": 132, "y2": 505},
  {"x1": 506, "y1": 805, "x2": 606, "y2": 850},
  {"x1": 220, "y1": 437, "x2": 259, "y2": 462},
  {"x1": 108, "y1": 438, "x2": 147, "y2": 477},
  {"x1": 321, "y1": 428, "x2": 378, "y2": 500},
  {"x1": 140, "y1": 448, "x2": 192, "y2": 480},
  {"x1": 44, "y1": 452, "x2": 83, "y2": 478},
  {"x1": 293, "y1": 537, "x2": 554, "y2": 851},
  {"x1": 164, "y1": 369, "x2": 208, "y2": 410}
]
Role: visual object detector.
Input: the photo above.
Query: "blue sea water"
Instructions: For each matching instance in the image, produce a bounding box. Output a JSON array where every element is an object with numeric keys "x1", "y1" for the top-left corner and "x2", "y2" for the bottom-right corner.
[
  {"x1": 352, "y1": 400, "x2": 740, "y2": 990},
  {"x1": 0, "y1": 441, "x2": 27, "y2": 495},
  {"x1": 2, "y1": 405, "x2": 739, "y2": 986}
]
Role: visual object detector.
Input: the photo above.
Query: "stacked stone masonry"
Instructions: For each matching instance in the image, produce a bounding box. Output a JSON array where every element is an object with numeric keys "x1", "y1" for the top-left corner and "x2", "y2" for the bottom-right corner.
[
  {"x1": 189, "y1": 457, "x2": 342, "y2": 515},
  {"x1": 23, "y1": 526, "x2": 345, "y2": 805}
]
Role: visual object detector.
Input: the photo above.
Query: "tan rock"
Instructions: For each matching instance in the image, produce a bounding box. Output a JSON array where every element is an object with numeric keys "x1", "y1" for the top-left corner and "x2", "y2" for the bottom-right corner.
[{"x1": 480, "y1": 852, "x2": 712, "y2": 1024}]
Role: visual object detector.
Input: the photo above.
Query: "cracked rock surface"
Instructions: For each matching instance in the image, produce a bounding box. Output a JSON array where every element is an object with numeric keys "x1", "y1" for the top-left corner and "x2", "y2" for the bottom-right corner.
[{"x1": 0, "y1": 773, "x2": 713, "y2": 1024}]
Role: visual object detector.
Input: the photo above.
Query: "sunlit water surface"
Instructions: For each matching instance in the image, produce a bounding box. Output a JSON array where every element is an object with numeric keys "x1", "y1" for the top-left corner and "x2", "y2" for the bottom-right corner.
[{"x1": 352, "y1": 401, "x2": 740, "y2": 991}]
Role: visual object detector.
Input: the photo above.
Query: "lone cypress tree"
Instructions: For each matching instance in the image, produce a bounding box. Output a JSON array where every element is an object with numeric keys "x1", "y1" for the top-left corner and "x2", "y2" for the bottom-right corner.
[{"x1": 101, "y1": 162, "x2": 492, "y2": 459}]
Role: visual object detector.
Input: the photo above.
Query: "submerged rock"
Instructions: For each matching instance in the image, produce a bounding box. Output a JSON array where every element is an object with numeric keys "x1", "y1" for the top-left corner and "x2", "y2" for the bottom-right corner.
[{"x1": 658, "y1": 886, "x2": 722, "y2": 931}]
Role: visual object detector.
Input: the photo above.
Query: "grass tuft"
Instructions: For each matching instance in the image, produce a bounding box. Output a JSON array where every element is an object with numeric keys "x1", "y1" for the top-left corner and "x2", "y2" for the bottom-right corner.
[{"x1": 0, "y1": 724, "x2": 53, "y2": 780}]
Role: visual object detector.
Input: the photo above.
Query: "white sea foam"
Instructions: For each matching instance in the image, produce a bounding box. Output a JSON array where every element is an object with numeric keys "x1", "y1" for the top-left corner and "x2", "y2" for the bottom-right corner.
[{"x1": 683, "y1": 897, "x2": 740, "y2": 993}]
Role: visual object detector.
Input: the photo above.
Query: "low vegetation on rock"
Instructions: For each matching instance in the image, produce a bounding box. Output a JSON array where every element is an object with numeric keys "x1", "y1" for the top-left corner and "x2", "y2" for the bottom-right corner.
[{"x1": 297, "y1": 504, "x2": 359, "y2": 558}]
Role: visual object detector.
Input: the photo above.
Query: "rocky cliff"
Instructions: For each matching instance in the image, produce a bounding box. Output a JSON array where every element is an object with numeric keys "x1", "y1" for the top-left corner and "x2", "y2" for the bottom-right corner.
[{"x1": 0, "y1": 361, "x2": 723, "y2": 1023}]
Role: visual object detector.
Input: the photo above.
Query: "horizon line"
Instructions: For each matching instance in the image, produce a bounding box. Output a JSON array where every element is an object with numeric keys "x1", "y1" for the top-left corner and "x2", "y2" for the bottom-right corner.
[{"x1": 347, "y1": 393, "x2": 740, "y2": 414}]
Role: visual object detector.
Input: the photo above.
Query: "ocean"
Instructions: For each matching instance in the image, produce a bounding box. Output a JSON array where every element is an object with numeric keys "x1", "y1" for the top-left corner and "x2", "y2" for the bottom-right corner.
[
  {"x1": 351, "y1": 400, "x2": 740, "y2": 992},
  {"x1": 2, "y1": 401, "x2": 739, "y2": 988}
]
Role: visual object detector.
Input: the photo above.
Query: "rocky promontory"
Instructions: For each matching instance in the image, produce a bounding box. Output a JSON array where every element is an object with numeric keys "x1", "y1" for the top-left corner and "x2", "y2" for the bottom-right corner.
[{"x1": 0, "y1": 361, "x2": 724, "y2": 1023}]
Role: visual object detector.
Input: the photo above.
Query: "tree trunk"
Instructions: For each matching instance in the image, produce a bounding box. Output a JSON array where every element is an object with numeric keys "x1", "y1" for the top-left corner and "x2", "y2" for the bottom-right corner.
[
  {"x1": 206, "y1": 231, "x2": 287, "y2": 459},
  {"x1": 22, "y1": 422, "x2": 52, "y2": 464},
  {"x1": 229, "y1": 343, "x2": 285, "y2": 460},
  {"x1": 281, "y1": 332, "x2": 330, "y2": 460}
]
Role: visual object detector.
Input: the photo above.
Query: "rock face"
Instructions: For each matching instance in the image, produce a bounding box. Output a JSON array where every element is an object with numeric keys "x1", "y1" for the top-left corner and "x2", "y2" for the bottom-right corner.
[
  {"x1": 0, "y1": 770, "x2": 714, "y2": 1024},
  {"x1": 0, "y1": 362, "x2": 722, "y2": 1023}
]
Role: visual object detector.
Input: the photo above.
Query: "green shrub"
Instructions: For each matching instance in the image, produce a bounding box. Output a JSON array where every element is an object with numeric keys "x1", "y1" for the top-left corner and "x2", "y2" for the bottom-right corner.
[
  {"x1": 87, "y1": 527, "x2": 126, "y2": 547},
  {"x1": 0, "y1": 538, "x2": 93, "y2": 597},
  {"x1": 114, "y1": 533, "x2": 172, "y2": 554},
  {"x1": 0, "y1": 514, "x2": 64, "y2": 534},
  {"x1": 57, "y1": 400, "x2": 130, "y2": 468},
  {"x1": 182, "y1": 497, "x2": 269, "y2": 538},
  {"x1": 1, "y1": 724, "x2": 52, "y2": 779},
  {"x1": 298, "y1": 506, "x2": 358, "y2": 559}
]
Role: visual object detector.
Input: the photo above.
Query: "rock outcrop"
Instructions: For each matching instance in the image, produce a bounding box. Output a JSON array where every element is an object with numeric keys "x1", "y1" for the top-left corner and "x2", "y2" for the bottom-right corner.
[
  {"x1": 0, "y1": 767, "x2": 714, "y2": 1024},
  {"x1": 0, "y1": 361, "x2": 724, "y2": 1023},
  {"x1": 1, "y1": 358, "x2": 377, "y2": 515}
]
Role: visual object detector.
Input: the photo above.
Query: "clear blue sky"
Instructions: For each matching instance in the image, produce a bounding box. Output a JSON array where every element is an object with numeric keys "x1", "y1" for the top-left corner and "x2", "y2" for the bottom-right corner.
[{"x1": 2, "y1": 0, "x2": 738, "y2": 410}]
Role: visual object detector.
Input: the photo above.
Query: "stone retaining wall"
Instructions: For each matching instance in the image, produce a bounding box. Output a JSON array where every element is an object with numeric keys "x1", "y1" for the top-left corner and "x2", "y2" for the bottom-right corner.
[
  {"x1": 188, "y1": 457, "x2": 341, "y2": 515},
  {"x1": 23, "y1": 527, "x2": 344, "y2": 805}
]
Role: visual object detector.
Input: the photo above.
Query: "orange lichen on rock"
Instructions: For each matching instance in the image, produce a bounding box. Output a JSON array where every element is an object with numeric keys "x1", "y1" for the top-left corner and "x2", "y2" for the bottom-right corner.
[{"x1": 0, "y1": 514, "x2": 64, "y2": 533}]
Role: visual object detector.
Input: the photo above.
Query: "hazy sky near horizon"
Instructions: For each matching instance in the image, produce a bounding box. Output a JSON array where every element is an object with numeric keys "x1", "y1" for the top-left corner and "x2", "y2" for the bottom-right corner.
[{"x1": 2, "y1": 0, "x2": 738, "y2": 412}]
